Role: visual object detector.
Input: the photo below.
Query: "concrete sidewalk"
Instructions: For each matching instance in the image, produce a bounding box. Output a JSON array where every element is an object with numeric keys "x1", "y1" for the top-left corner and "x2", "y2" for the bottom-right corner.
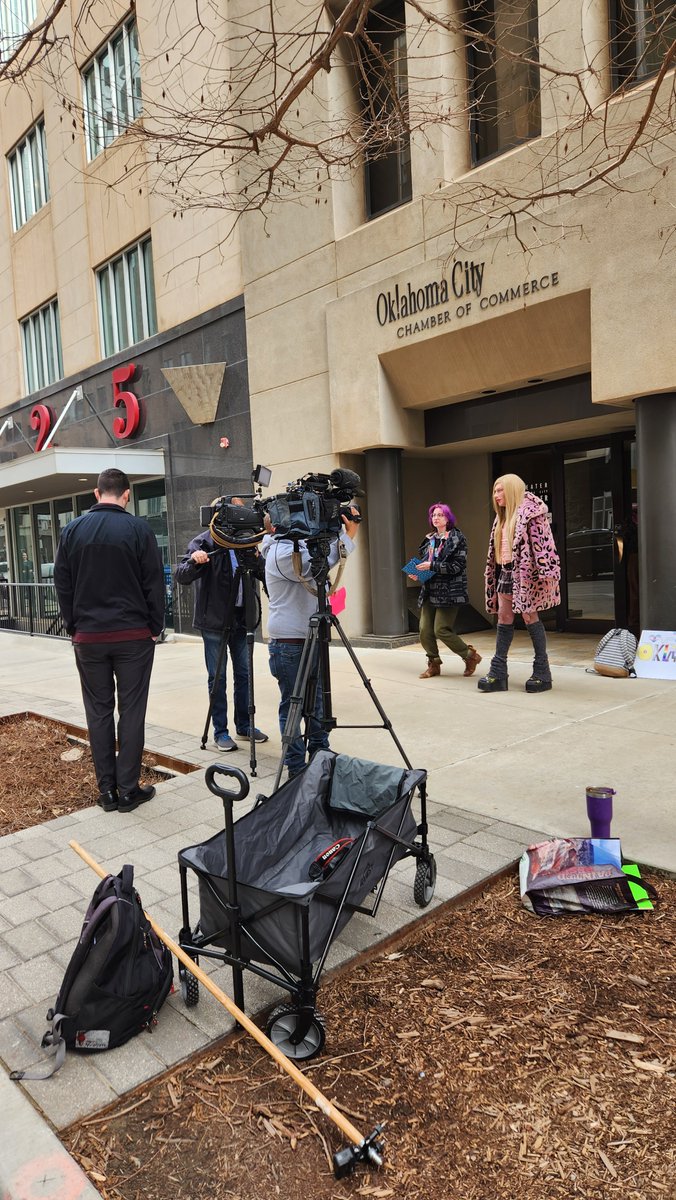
[{"x1": 1, "y1": 628, "x2": 674, "y2": 1196}]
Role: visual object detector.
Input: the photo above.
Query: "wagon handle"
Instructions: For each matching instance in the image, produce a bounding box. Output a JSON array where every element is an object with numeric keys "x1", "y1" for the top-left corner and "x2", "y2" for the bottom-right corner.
[
  {"x1": 69, "y1": 840, "x2": 386, "y2": 1179},
  {"x1": 205, "y1": 763, "x2": 250, "y2": 802}
]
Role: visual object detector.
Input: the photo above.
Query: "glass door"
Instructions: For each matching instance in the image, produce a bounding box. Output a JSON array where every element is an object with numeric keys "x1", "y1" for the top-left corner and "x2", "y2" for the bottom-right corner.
[
  {"x1": 494, "y1": 434, "x2": 634, "y2": 631},
  {"x1": 563, "y1": 447, "x2": 615, "y2": 622}
]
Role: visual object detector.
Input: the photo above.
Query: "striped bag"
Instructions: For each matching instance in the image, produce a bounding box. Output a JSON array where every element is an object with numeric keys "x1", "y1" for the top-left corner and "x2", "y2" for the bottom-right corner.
[{"x1": 593, "y1": 628, "x2": 637, "y2": 678}]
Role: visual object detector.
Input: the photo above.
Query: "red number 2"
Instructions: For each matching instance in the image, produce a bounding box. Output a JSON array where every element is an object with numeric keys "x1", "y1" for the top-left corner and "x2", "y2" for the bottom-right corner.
[
  {"x1": 30, "y1": 404, "x2": 56, "y2": 452},
  {"x1": 112, "y1": 363, "x2": 141, "y2": 439}
]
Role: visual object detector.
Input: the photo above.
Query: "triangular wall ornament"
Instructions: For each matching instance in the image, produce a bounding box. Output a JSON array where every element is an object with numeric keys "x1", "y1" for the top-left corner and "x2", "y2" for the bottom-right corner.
[{"x1": 161, "y1": 363, "x2": 226, "y2": 425}]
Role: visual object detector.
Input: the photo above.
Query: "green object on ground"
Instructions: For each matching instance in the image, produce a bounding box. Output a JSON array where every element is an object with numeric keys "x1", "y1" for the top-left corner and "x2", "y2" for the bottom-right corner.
[{"x1": 622, "y1": 863, "x2": 654, "y2": 910}]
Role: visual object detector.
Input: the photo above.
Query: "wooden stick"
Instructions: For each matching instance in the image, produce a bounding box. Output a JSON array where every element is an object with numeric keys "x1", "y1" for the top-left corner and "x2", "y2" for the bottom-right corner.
[{"x1": 69, "y1": 840, "x2": 368, "y2": 1149}]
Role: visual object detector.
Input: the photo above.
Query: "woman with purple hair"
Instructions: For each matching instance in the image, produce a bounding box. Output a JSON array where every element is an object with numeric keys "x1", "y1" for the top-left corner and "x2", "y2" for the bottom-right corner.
[{"x1": 410, "y1": 503, "x2": 482, "y2": 679}]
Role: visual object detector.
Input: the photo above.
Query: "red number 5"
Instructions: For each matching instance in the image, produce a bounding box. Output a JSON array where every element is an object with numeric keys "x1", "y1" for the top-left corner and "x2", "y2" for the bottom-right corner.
[{"x1": 112, "y1": 363, "x2": 141, "y2": 439}]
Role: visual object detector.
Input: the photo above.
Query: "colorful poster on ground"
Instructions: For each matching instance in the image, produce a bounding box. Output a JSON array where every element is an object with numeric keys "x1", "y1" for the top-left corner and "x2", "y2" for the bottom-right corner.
[{"x1": 634, "y1": 630, "x2": 676, "y2": 680}]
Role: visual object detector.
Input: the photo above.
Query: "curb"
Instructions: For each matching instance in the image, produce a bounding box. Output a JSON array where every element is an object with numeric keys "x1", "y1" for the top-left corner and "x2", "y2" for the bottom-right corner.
[{"x1": 0, "y1": 1067, "x2": 101, "y2": 1200}]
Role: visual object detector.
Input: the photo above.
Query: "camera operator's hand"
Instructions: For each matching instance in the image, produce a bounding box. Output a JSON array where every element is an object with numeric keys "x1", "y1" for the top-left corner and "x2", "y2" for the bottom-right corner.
[
  {"x1": 341, "y1": 507, "x2": 361, "y2": 540},
  {"x1": 191, "y1": 549, "x2": 210, "y2": 565},
  {"x1": 263, "y1": 513, "x2": 275, "y2": 534}
]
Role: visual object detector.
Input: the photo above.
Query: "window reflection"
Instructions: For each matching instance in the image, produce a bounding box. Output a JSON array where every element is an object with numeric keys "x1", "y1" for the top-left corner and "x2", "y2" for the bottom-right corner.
[{"x1": 564, "y1": 447, "x2": 614, "y2": 621}]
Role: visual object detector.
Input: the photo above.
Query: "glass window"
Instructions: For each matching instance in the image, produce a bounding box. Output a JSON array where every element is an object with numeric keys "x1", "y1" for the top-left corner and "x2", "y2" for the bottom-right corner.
[
  {"x1": 134, "y1": 480, "x2": 171, "y2": 625},
  {"x1": 99, "y1": 45, "x2": 115, "y2": 148},
  {"x1": 82, "y1": 17, "x2": 142, "y2": 160},
  {"x1": 465, "y1": 0, "x2": 541, "y2": 164},
  {"x1": 356, "y1": 1, "x2": 412, "y2": 219},
  {"x1": 112, "y1": 255, "x2": 130, "y2": 347},
  {"x1": 96, "y1": 236, "x2": 157, "y2": 356},
  {"x1": 610, "y1": 0, "x2": 676, "y2": 86},
  {"x1": 7, "y1": 118, "x2": 49, "y2": 231},
  {"x1": 129, "y1": 20, "x2": 142, "y2": 117},
  {"x1": 76, "y1": 492, "x2": 97, "y2": 515},
  {"x1": 0, "y1": 0, "x2": 36, "y2": 61},
  {"x1": 34, "y1": 502, "x2": 56, "y2": 580},
  {"x1": 564, "y1": 447, "x2": 615, "y2": 622},
  {"x1": 134, "y1": 481, "x2": 168, "y2": 563},
  {"x1": 54, "y1": 497, "x2": 76, "y2": 536},
  {"x1": 20, "y1": 299, "x2": 63, "y2": 394},
  {"x1": 0, "y1": 514, "x2": 9, "y2": 581},
  {"x1": 83, "y1": 66, "x2": 101, "y2": 157},
  {"x1": 142, "y1": 239, "x2": 157, "y2": 333},
  {"x1": 12, "y1": 506, "x2": 35, "y2": 581}
]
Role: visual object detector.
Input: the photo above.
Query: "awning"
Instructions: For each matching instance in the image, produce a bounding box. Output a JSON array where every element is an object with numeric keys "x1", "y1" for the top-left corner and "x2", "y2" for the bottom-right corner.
[{"x1": 0, "y1": 446, "x2": 166, "y2": 508}]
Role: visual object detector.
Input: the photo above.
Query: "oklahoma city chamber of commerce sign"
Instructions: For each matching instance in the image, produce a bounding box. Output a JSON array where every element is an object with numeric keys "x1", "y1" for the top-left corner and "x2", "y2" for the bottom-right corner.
[{"x1": 375, "y1": 258, "x2": 561, "y2": 340}]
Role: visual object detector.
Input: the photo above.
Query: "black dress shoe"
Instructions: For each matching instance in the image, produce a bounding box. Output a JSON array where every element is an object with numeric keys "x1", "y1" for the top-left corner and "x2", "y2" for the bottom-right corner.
[
  {"x1": 118, "y1": 784, "x2": 155, "y2": 813},
  {"x1": 97, "y1": 788, "x2": 118, "y2": 812}
]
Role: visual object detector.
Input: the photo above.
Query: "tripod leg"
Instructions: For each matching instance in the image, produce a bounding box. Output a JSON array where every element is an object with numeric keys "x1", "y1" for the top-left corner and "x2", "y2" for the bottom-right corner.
[
  {"x1": 241, "y1": 570, "x2": 261, "y2": 777},
  {"x1": 329, "y1": 613, "x2": 414, "y2": 770},
  {"x1": 270, "y1": 631, "x2": 318, "y2": 791},
  {"x1": 244, "y1": 629, "x2": 257, "y2": 776}
]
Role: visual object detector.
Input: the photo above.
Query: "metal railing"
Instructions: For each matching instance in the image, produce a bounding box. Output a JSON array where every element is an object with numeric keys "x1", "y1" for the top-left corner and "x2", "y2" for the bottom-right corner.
[
  {"x1": 0, "y1": 580, "x2": 180, "y2": 639},
  {"x1": 0, "y1": 581, "x2": 67, "y2": 638}
]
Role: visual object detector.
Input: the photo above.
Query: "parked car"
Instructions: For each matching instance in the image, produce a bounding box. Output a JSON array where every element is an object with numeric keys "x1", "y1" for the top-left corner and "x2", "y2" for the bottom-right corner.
[{"x1": 566, "y1": 528, "x2": 614, "y2": 580}]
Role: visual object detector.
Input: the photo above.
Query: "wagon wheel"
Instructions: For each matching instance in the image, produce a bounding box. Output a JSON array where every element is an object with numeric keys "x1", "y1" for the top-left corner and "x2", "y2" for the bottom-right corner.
[
  {"x1": 178, "y1": 961, "x2": 200, "y2": 1007},
  {"x1": 414, "y1": 856, "x2": 437, "y2": 908},
  {"x1": 265, "y1": 1004, "x2": 326, "y2": 1060}
]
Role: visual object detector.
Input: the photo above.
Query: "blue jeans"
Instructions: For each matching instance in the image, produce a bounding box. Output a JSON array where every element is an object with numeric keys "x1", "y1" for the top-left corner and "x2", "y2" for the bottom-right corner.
[
  {"x1": 268, "y1": 640, "x2": 328, "y2": 776},
  {"x1": 202, "y1": 622, "x2": 249, "y2": 738}
]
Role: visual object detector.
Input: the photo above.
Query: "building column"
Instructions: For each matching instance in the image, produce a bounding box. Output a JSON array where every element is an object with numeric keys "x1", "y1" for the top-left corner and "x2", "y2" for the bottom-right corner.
[
  {"x1": 635, "y1": 393, "x2": 676, "y2": 630},
  {"x1": 364, "y1": 448, "x2": 408, "y2": 636}
]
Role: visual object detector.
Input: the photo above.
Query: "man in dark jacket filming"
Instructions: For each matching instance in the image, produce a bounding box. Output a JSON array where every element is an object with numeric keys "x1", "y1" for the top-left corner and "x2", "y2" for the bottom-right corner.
[
  {"x1": 175, "y1": 501, "x2": 268, "y2": 752},
  {"x1": 54, "y1": 467, "x2": 165, "y2": 814}
]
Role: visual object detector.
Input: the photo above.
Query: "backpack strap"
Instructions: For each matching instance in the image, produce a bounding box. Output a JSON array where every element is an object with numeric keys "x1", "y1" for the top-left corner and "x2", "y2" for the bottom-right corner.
[
  {"x1": 620, "y1": 629, "x2": 637, "y2": 676},
  {"x1": 10, "y1": 893, "x2": 119, "y2": 1082},
  {"x1": 595, "y1": 630, "x2": 615, "y2": 655},
  {"x1": 10, "y1": 1010, "x2": 67, "y2": 1080},
  {"x1": 120, "y1": 863, "x2": 135, "y2": 897}
]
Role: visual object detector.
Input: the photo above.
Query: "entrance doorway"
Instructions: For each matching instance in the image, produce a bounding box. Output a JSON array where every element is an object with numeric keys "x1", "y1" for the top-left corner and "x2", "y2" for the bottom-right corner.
[{"x1": 495, "y1": 434, "x2": 636, "y2": 632}]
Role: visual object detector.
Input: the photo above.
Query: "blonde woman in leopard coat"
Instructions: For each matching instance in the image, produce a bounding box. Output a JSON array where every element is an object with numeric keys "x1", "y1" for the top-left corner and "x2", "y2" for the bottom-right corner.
[{"x1": 478, "y1": 474, "x2": 560, "y2": 693}]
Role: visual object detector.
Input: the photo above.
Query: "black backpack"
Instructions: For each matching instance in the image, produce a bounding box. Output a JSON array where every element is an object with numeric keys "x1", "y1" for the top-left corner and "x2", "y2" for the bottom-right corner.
[{"x1": 12, "y1": 865, "x2": 173, "y2": 1080}]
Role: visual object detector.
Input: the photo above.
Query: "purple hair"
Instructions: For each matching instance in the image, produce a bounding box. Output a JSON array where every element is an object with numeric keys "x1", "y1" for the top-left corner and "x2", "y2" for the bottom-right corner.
[{"x1": 428, "y1": 502, "x2": 455, "y2": 530}]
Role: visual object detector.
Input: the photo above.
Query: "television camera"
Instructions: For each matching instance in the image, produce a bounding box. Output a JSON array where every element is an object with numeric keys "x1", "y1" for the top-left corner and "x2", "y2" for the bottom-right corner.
[{"x1": 201, "y1": 466, "x2": 363, "y2": 550}]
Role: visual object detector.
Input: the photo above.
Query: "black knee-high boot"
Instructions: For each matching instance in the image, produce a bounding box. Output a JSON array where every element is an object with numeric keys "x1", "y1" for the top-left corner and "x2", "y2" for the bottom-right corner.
[
  {"x1": 477, "y1": 623, "x2": 514, "y2": 692},
  {"x1": 526, "y1": 620, "x2": 552, "y2": 692}
]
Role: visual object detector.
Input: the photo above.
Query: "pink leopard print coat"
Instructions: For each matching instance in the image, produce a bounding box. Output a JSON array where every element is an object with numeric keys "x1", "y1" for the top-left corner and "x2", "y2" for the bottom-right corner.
[{"x1": 484, "y1": 492, "x2": 561, "y2": 615}]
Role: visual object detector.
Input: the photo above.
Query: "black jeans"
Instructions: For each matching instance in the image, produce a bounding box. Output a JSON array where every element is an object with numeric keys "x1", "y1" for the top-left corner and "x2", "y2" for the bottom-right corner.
[{"x1": 73, "y1": 638, "x2": 156, "y2": 795}]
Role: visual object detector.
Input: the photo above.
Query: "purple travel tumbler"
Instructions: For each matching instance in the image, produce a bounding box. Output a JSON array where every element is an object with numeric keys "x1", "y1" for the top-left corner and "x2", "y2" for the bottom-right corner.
[{"x1": 586, "y1": 787, "x2": 615, "y2": 839}]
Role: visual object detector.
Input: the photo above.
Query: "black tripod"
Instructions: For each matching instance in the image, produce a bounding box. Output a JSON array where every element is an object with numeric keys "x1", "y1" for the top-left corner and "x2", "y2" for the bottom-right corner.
[
  {"x1": 272, "y1": 535, "x2": 412, "y2": 791},
  {"x1": 200, "y1": 547, "x2": 263, "y2": 776}
]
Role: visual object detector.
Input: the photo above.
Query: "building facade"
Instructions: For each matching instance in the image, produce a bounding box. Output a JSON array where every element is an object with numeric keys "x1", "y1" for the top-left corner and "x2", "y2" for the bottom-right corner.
[{"x1": 0, "y1": 1, "x2": 674, "y2": 638}]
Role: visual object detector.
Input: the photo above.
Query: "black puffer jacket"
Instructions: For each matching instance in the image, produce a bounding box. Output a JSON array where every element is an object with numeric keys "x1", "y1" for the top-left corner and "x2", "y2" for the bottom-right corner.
[{"x1": 417, "y1": 527, "x2": 469, "y2": 609}]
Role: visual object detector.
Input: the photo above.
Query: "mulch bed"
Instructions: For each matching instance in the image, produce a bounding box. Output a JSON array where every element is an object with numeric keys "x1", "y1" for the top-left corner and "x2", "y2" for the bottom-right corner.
[
  {"x1": 61, "y1": 873, "x2": 675, "y2": 1200},
  {"x1": 1, "y1": 711, "x2": 673, "y2": 1199},
  {"x1": 0, "y1": 714, "x2": 170, "y2": 835}
]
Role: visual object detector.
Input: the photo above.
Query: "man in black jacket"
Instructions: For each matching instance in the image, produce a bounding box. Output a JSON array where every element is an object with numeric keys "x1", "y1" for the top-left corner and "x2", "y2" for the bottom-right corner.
[
  {"x1": 175, "y1": 506, "x2": 268, "y2": 752},
  {"x1": 54, "y1": 468, "x2": 165, "y2": 813}
]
